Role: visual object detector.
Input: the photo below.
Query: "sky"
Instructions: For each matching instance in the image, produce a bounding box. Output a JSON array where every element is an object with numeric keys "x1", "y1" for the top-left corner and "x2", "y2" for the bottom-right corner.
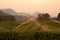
[{"x1": 0, "y1": 0, "x2": 60, "y2": 17}]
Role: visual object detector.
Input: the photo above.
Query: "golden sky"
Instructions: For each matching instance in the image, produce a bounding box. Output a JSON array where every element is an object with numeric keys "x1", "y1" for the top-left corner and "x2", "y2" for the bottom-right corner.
[{"x1": 0, "y1": 0, "x2": 60, "y2": 17}]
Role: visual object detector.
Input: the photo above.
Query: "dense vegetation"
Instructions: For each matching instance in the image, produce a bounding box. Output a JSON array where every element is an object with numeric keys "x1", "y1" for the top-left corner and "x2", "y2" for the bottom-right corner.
[
  {"x1": 0, "y1": 31, "x2": 60, "y2": 40},
  {"x1": 0, "y1": 20, "x2": 60, "y2": 40},
  {"x1": 11, "y1": 20, "x2": 60, "y2": 40}
]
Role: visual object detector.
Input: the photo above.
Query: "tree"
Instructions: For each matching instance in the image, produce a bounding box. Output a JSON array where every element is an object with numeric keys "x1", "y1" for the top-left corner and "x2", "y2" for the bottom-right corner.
[
  {"x1": 44, "y1": 13, "x2": 50, "y2": 18},
  {"x1": 57, "y1": 13, "x2": 60, "y2": 20},
  {"x1": 37, "y1": 13, "x2": 50, "y2": 21},
  {"x1": 44, "y1": 13, "x2": 50, "y2": 20},
  {"x1": 0, "y1": 9, "x2": 16, "y2": 21},
  {"x1": 37, "y1": 13, "x2": 41, "y2": 21},
  {"x1": 4, "y1": 15, "x2": 16, "y2": 21}
]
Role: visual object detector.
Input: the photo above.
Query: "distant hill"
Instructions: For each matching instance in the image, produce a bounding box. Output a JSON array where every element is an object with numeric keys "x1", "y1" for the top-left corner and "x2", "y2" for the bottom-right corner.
[
  {"x1": 2, "y1": 8, "x2": 17, "y2": 16},
  {"x1": 0, "y1": 9, "x2": 30, "y2": 21}
]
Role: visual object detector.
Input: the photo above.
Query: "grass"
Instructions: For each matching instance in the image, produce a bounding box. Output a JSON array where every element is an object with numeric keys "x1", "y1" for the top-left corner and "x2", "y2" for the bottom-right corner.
[
  {"x1": 0, "y1": 31, "x2": 59, "y2": 40},
  {"x1": 0, "y1": 27, "x2": 10, "y2": 33},
  {"x1": 39, "y1": 20, "x2": 60, "y2": 29},
  {"x1": 0, "y1": 20, "x2": 60, "y2": 40},
  {"x1": 0, "y1": 21, "x2": 23, "y2": 30}
]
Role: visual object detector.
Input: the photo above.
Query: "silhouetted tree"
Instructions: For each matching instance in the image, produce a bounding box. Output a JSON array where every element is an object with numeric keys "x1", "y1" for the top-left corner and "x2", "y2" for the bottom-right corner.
[
  {"x1": 44, "y1": 13, "x2": 50, "y2": 17},
  {"x1": 10, "y1": 16, "x2": 16, "y2": 21},
  {"x1": 37, "y1": 13, "x2": 41, "y2": 21},
  {"x1": 37, "y1": 13, "x2": 50, "y2": 21},
  {"x1": 44, "y1": 13, "x2": 50, "y2": 20},
  {"x1": 57, "y1": 13, "x2": 60, "y2": 20},
  {"x1": 0, "y1": 9, "x2": 16, "y2": 21}
]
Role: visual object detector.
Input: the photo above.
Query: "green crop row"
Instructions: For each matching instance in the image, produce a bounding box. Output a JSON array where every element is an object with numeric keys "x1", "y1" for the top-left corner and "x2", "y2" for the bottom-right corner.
[{"x1": 0, "y1": 31, "x2": 60, "y2": 40}]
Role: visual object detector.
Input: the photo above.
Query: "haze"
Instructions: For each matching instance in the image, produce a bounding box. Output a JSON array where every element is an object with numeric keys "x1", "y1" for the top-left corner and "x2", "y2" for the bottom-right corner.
[{"x1": 0, "y1": 0, "x2": 60, "y2": 17}]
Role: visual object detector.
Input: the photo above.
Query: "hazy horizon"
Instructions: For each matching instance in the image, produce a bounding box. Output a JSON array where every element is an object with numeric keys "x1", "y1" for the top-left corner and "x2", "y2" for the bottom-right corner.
[{"x1": 0, "y1": 0, "x2": 60, "y2": 17}]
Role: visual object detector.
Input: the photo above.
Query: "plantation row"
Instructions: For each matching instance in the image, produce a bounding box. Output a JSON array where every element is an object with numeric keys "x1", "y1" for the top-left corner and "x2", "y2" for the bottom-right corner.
[
  {"x1": 13, "y1": 21, "x2": 42, "y2": 33},
  {"x1": 0, "y1": 31, "x2": 60, "y2": 40}
]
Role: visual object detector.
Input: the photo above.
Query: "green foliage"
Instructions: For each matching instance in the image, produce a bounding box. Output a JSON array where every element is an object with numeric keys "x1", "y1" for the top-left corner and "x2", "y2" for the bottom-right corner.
[
  {"x1": 0, "y1": 31, "x2": 60, "y2": 40},
  {"x1": 20, "y1": 32, "x2": 60, "y2": 40},
  {"x1": 0, "y1": 31, "x2": 21, "y2": 40}
]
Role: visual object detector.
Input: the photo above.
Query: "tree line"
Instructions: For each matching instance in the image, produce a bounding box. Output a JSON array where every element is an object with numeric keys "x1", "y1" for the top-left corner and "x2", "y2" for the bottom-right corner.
[
  {"x1": 0, "y1": 10, "x2": 16, "y2": 21},
  {"x1": 37, "y1": 13, "x2": 60, "y2": 21},
  {"x1": 0, "y1": 9, "x2": 60, "y2": 21}
]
